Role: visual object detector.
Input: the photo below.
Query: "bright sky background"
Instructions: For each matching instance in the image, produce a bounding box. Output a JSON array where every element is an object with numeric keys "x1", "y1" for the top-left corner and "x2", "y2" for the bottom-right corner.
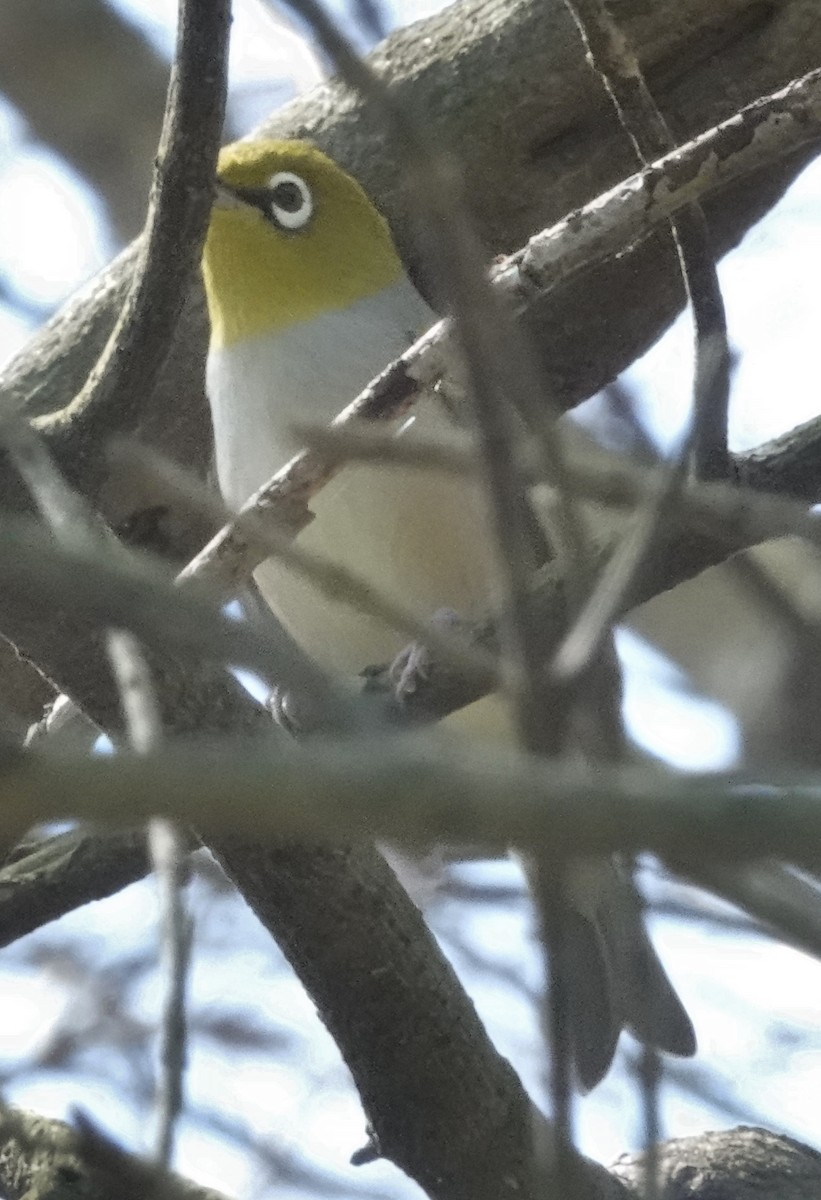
[{"x1": 0, "y1": 0, "x2": 820, "y2": 1195}]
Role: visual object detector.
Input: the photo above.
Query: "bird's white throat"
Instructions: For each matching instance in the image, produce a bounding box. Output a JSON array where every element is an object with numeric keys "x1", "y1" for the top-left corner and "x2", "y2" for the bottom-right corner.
[{"x1": 207, "y1": 276, "x2": 434, "y2": 512}]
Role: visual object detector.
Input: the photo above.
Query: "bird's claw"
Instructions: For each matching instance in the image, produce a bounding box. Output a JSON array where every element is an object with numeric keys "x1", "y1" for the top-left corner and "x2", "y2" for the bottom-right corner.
[{"x1": 389, "y1": 607, "x2": 467, "y2": 704}]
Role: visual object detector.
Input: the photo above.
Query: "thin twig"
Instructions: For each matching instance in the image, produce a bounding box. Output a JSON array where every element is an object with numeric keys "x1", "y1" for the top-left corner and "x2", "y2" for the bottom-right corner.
[
  {"x1": 674, "y1": 859, "x2": 821, "y2": 962},
  {"x1": 297, "y1": 421, "x2": 821, "y2": 562},
  {"x1": 8, "y1": 757, "x2": 821, "y2": 969},
  {"x1": 626, "y1": 857, "x2": 661, "y2": 1200},
  {"x1": 564, "y1": 0, "x2": 730, "y2": 481},
  {"x1": 531, "y1": 862, "x2": 577, "y2": 1186},
  {"x1": 3, "y1": 442, "x2": 358, "y2": 743},
  {"x1": 599, "y1": 382, "x2": 659, "y2": 463},
  {"x1": 106, "y1": 631, "x2": 163, "y2": 755},
  {"x1": 7, "y1": 741, "x2": 821, "y2": 864},
  {"x1": 635, "y1": 1040, "x2": 661, "y2": 1200},
  {"x1": 150, "y1": 817, "x2": 193, "y2": 1167},
  {"x1": 106, "y1": 626, "x2": 192, "y2": 1167},
  {"x1": 4, "y1": 398, "x2": 194, "y2": 1166},
  {"x1": 37, "y1": 0, "x2": 231, "y2": 451},
  {"x1": 504, "y1": 65, "x2": 821, "y2": 316},
  {"x1": 554, "y1": 0, "x2": 730, "y2": 688},
  {"x1": 0, "y1": 419, "x2": 112, "y2": 550}
]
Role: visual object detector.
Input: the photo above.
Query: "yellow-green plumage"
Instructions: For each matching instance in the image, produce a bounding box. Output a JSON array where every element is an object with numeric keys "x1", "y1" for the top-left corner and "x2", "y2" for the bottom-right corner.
[{"x1": 204, "y1": 141, "x2": 403, "y2": 345}]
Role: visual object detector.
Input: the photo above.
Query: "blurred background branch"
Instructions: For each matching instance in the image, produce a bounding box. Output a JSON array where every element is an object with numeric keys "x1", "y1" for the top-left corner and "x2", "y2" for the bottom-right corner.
[{"x1": 0, "y1": 0, "x2": 169, "y2": 243}]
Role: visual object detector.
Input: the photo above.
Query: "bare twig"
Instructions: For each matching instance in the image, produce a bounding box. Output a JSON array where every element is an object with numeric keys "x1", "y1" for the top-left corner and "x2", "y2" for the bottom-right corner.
[
  {"x1": 10, "y1": 776, "x2": 821, "y2": 956},
  {"x1": 0, "y1": 828, "x2": 155, "y2": 949},
  {"x1": 296, "y1": 424, "x2": 821, "y2": 611},
  {"x1": 36, "y1": 0, "x2": 231, "y2": 455},
  {"x1": 636, "y1": 1044, "x2": 661, "y2": 1200},
  {"x1": 504, "y1": 65, "x2": 821, "y2": 315},
  {"x1": 6, "y1": 740, "x2": 821, "y2": 864},
  {"x1": 548, "y1": 454, "x2": 689, "y2": 685},
  {"x1": 673, "y1": 859, "x2": 821, "y2": 963},
  {"x1": 0, "y1": 419, "x2": 112, "y2": 550},
  {"x1": 107, "y1": 621, "x2": 191, "y2": 1169},
  {"x1": 8, "y1": 753, "x2": 821, "y2": 979},
  {"x1": 553, "y1": 0, "x2": 731, "y2": 687},
  {"x1": 150, "y1": 817, "x2": 193, "y2": 1167},
  {"x1": 107, "y1": 630, "x2": 163, "y2": 755},
  {"x1": 310, "y1": 429, "x2": 821, "y2": 738},
  {"x1": 104, "y1": 618, "x2": 192, "y2": 1174},
  {"x1": 563, "y1": 0, "x2": 730, "y2": 482},
  {"x1": 599, "y1": 382, "x2": 659, "y2": 463},
  {"x1": 2, "y1": 433, "x2": 357, "y2": 745},
  {"x1": 531, "y1": 862, "x2": 577, "y2": 1183},
  {"x1": 627, "y1": 859, "x2": 661, "y2": 1200}
]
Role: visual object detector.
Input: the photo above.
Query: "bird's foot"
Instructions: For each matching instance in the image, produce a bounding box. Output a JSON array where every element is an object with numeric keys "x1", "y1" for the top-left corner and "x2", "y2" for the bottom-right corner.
[{"x1": 388, "y1": 607, "x2": 469, "y2": 705}]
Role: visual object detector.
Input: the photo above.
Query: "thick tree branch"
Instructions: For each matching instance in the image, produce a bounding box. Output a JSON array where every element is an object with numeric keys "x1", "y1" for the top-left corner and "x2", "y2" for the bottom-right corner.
[
  {"x1": 36, "y1": 0, "x2": 231, "y2": 484},
  {"x1": 613, "y1": 1126, "x2": 821, "y2": 1199},
  {"x1": 3, "y1": 0, "x2": 819, "y2": 520},
  {"x1": 0, "y1": 828, "x2": 153, "y2": 947},
  {"x1": 0, "y1": 1105, "x2": 229, "y2": 1200},
  {"x1": 3, "y1": 1105, "x2": 814, "y2": 1200},
  {"x1": 6, "y1": 740, "x2": 821, "y2": 864}
]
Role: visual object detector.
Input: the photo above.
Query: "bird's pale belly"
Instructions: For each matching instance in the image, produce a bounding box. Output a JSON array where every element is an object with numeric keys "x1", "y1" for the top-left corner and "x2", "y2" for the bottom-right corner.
[
  {"x1": 254, "y1": 459, "x2": 497, "y2": 677},
  {"x1": 206, "y1": 286, "x2": 499, "y2": 678}
]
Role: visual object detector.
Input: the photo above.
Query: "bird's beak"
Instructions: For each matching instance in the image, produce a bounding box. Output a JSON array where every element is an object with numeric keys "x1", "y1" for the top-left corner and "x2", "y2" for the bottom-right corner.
[{"x1": 212, "y1": 182, "x2": 245, "y2": 211}]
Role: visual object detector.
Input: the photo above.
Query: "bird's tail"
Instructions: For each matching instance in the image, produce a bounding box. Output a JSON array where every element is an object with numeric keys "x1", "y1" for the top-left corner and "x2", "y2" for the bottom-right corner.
[{"x1": 531, "y1": 857, "x2": 696, "y2": 1092}]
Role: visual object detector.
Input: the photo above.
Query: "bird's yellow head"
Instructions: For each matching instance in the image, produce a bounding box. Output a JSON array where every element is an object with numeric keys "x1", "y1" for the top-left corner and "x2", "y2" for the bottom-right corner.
[{"x1": 203, "y1": 140, "x2": 404, "y2": 348}]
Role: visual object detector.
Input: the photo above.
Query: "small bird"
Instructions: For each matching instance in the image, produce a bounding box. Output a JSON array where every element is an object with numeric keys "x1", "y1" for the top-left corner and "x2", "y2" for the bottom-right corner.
[{"x1": 202, "y1": 137, "x2": 696, "y2": 1089}]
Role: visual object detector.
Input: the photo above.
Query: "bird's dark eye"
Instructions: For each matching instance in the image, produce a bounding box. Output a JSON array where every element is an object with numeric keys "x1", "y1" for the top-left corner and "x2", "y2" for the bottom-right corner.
[{"x1": 267, "y1": 171, "x2": 313, "y2": 230}]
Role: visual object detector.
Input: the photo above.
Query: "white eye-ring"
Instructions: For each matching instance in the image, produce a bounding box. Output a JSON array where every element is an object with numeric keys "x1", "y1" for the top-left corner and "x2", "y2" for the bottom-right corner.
[{"x1": 267, "y1": 171, "x2": 313, "y2": 230}]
